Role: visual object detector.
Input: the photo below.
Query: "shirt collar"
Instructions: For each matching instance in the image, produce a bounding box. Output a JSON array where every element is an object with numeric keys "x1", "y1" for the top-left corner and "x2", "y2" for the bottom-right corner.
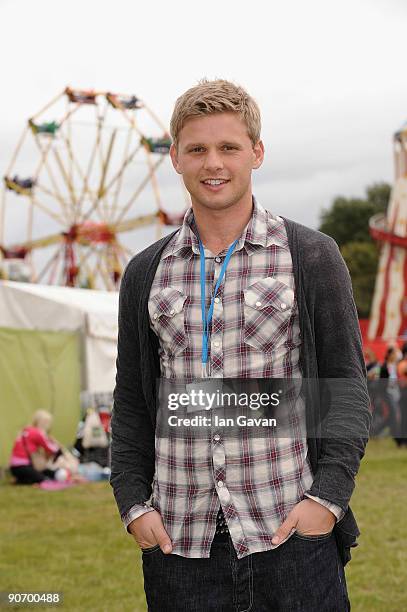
[{"x1": 162, "y1": 196, "x2": 288, "y2": 260}]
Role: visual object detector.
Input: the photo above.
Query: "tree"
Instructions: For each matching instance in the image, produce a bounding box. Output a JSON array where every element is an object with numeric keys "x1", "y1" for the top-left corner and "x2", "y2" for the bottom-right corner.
[
  {"x1": 318, "y1": 182, "x2": 391, "y2": 317},
  {"x1": 366, "y1": 182, "x2": 391, "y2": 212},
  {"x1": 340, "y1": 241, "x2": 380, "y2": 317}
]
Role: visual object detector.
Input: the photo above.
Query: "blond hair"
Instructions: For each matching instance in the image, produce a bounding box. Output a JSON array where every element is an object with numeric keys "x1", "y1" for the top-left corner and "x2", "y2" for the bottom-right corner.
[
  {"x1": 170, "y1": 79, "x2": 261, "y2": 148},
  {"x1": 32, "y1": 410, "x2": 53, "y2": 433}
]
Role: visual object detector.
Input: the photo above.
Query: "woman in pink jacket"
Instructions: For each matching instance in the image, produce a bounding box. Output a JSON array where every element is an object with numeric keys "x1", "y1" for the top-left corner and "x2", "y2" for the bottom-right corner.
[{"x1": 9, "y1": 410, "x2": 61, "y2": 484}]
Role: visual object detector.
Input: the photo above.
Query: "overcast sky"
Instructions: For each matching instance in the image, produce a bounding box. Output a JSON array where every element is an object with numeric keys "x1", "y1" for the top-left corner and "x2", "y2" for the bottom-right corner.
[{"x1": 1, "y1": 0, "x2": 406, "y2": 257}]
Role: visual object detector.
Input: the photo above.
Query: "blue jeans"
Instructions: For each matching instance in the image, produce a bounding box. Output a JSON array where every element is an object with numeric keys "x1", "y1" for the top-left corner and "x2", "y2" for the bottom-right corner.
[{"x1": 142, "y1": 531, "x2": 350, "y2": 611}]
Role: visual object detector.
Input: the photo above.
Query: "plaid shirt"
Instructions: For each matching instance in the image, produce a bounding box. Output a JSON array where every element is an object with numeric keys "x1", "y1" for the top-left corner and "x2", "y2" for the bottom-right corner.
[{"x1": 123, "y1": 197, "x2": 343, "y2": 558}]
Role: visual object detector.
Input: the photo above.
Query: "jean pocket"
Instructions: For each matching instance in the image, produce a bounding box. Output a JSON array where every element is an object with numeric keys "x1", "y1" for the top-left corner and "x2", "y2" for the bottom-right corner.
[
  {"x1": 149, "y1": 287, "x2": 187, "y2": 356},
  {"x1": 141, "y1": 543, "x2": 161, "y2": 555},
  {"x1": 243, "y1": 277, "x2": 295, "y2": 354},
  {"x1": 293, "y1": 530, "x2": 333, "y2": 542}
]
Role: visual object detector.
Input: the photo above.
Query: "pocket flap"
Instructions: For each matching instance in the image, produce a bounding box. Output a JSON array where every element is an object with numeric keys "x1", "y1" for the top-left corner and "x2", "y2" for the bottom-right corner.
[
  {"x1": 244, "y1": 277, "x2": 294, "y2": 313},
  {"x1": 149, "y1": 287, "x2": 186, "y2": 320}
]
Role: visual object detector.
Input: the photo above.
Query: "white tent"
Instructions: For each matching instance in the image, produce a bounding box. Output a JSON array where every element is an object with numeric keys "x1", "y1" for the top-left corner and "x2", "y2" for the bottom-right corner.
[
  {"x1": 0, "y1": 280, "x2": 119, "y2": 465},
  {"x1": 0, "y1": 280, "x2": 119, "y2": 393}
]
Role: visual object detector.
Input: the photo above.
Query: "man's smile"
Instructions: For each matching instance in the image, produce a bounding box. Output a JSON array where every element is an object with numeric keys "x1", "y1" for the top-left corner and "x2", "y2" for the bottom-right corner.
[{"x1": 200, "y1": 178, "x2": 230, "y2": 191}]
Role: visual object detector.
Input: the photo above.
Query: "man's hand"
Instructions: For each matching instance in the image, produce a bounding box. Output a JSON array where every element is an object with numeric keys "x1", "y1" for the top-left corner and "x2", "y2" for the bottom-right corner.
[
  {"x1": 128, "y1": 509, "x2": 173, "y2": 554},
  {"x1": 271, "y1": 498, "x2": 336, "y2": 544}
]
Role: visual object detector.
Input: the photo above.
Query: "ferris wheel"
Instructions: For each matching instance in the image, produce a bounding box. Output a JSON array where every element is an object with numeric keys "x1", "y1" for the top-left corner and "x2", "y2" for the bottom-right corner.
[{"x1": 0, "y1": 87, "x2": 189, "y2": 290}]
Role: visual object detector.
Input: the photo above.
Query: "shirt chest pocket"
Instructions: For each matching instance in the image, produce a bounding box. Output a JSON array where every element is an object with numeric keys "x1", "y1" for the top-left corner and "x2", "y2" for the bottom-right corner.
[
  {"x1": 149, "y1": 287, "x2": 188, "y2": 356},
  {"x1": 243, "y1": 277, "x2": 295, "y2": 354}
]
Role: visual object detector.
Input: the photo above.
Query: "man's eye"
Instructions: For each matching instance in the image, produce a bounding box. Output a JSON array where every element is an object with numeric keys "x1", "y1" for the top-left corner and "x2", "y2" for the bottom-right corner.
[
  {"x1": 223, "y1": 145, "x2": 236, "y2": 151},
  {"x1": 191, "y1": 147, "x2": 204, "y2": 153}
]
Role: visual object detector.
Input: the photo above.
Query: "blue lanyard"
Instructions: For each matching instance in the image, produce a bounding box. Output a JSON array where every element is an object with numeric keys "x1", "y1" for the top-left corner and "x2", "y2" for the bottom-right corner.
[{"x1": 199, "y1": 238, "x2": 238, "y2": 376}]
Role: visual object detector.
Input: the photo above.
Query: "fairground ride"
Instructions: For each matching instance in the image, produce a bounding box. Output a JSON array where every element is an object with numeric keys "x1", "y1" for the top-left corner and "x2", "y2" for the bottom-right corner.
[
  {"x1": 0, "y1": 87, "x2": 189, "y2": 290},
  {"x1": 368, "y1": 120, "x2": 407, "y2": 341}
]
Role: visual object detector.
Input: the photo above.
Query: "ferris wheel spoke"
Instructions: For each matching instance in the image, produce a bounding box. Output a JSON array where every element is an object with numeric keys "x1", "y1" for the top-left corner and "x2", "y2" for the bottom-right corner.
[
  {"x1": 99, "y1": 245, "x2": 117, "y2": 291},
  {"x1": 31, "y1": 90, "x2": 66, "y2": 121},
  {"x1": 33, "y1": 130, "x2": 57, "y2": 174},
  {"x1": 59, "y1": 133, "x2": 90, "y2": 217},
  {"x1": 108, "y1": 241, "x2": 123, "y2": 285},
  {"x1": 114, "y1": 239, "x2": 135, "y2": 276},
  {"x1": 50, "y1": 103, "x2": 88, "y2": 217},
  {"x1": 115, "y1": 238, "x2": 134, "y2": 259},
  {"x1": 76, "y1": 242, "x2": 96, "y2": 271},
  {"x1": 109, "y1": 127, "x2": 133, "y2": 223},
  {"x1": 116, "y1": 155, "x2": 165, "y2": 224},
  {"x1": 102, "y1": 143, "x2": 142, "y2": 213},
  {"x1": 78, "y1": 112, "x2": 101, "y2": 219},
  {"x1": 96, "y1": 104, "x2": 109, "y2": 171},
  {"x1": 75, "y1": 105, "x2": 105, "y2": 217},
  {"x1": 26, "y1": 196, "x2": 35, "y2": 280},
  {"x1": 0, "y1": 189, "x2": 7, "y2": 244},
  {"x1": 32, "y1": 136, "x2": 71, "y2": 224},
  {"x1": 89, "y1": 246, "x2": 113, "y2": 291},
  {"x1": 115, "y1": 106, "x2": 144, "y2": 138},
  {"x1": 113, "y1": 212, "x2": 159, "y2": 234},
  {"x1": 32, "y1": 90, "x2": 65, "y2": 120},
  {"x1": 11, "y1": 231, "x2": 63, "y2": 252},
  {"x1": 83, "y1": 263, "x2": 95, "y2": 289},
  {"x1": 66, "y1": 97, "x2": 74, "y2": 201},
  {"x1": 55, "y1": 103, "x2": 82, "y2": 127},
  {"x1": 118, "y1": 248, "x2": 130, "y2": 270},
  {"x1": 30, "y1": 195, "x2": 67, "y2": 226},
  {"x1": 143, "y1": 103, "x2": 168, "y2": 134},
  {"x1": 97, "y1": 128, "x2": 117, "y2": 222},
  {"x1": 81, "y1": 129, "x2": 120, "y2": 224},
  {"x1": 35, "y1": 182, "x2": 70, "y2": 210},
  {"x1": 53, "y1": 149, "x2": 78, "y2": 220},
  {"x1": 37, "y1": 244, "x2": 62, "y2": 284},
  {"x1": 92, "y1": 105, "x2": 110, "y2": 222},
  {"x1": 5, "y1": 126, "x2": 30, "y2": 176}
]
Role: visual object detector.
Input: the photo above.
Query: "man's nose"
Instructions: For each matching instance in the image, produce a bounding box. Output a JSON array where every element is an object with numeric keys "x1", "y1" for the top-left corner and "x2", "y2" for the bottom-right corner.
[{"x1": 203, "y1": 149, "x2": 223, "y2": 172}]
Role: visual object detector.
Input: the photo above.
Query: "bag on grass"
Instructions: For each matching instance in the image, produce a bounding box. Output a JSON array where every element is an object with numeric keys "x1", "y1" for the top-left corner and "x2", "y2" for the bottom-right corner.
[{"x1": 82, "y1": 410, "x2": 108, "y2": 449}]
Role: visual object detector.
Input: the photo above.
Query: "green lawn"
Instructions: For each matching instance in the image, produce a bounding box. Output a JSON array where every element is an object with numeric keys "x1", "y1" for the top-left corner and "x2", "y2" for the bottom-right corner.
[{"x1": 0, "y1": 438, "x2": 406, "y2": 611}]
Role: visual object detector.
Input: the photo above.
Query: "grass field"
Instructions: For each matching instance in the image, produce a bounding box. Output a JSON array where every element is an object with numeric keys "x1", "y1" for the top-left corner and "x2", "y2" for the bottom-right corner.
[{"x1": 0, "y1": 438, "x2": 406, "y2": 611}]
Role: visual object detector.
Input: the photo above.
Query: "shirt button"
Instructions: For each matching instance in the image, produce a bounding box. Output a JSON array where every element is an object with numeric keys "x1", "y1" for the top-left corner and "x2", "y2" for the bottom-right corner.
[
  {"x1": 256, "y1": 301, "x2": 262, "y2": 307},
  {"x1": 170, "y1": 309, "x2": 175, "y2": 315},
  {"x1": 217, "y1": 480, "x2": 224, "y2": 488},
  {"x1": 280, "y1": 303, "x2": 287, "y2": 310},
  {"x1": 214, "y1": 434, "x2": 220, "y2": 441},
  {"x1": 153, "y1": 313, "x2": 158, "y2": 319},
  {"x1": 214, "y1": 297, "x2": 220, "y2": 304},
  {"x1": 213, "y1": 341, "x2": 220, "y2": 348},
  {"x1": 215, "y1": 257, "x2": 221, "y2": 263}
]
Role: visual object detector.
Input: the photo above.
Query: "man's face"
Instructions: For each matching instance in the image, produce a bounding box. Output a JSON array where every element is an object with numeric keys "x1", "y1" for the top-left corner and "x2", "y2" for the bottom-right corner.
[{"x1": 170, "y1": 112, "x2": 264, "y2": 213}]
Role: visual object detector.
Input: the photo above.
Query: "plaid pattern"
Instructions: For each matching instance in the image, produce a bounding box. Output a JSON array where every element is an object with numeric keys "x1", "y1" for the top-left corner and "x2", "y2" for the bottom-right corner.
[
  {"x1": 129, "y1": 198, "x2": 335, "y2": 558},
  {"x1": 148, "y1": 199, "x2": 301, "y2": 381}
]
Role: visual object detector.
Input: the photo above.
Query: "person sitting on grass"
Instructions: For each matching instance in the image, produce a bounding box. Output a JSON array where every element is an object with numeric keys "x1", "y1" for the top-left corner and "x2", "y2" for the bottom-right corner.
[{"x1": 9, "y1": 410, "x2": 61, "y2": 485}]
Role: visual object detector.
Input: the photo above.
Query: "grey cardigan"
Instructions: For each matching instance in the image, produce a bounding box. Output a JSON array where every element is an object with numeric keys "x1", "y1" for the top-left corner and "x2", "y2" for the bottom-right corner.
[{"x1": 110, "y1": 216, "x2": 371, "y2": 565}]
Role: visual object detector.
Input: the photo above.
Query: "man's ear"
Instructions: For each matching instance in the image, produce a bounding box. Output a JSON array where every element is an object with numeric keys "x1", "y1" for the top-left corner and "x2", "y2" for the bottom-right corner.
[
  {"x1": 170, "y1": 143, "x2": 181, "y2": 174},
  {"x1": 252, "y1": 140, "x2": 265, "y2": 170}
]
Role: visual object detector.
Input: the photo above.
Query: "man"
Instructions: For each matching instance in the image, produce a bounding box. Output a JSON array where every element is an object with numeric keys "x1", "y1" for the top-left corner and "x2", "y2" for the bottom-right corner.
[{"x1": 110, "y1": 79, "x2": 371, "y2": 611}]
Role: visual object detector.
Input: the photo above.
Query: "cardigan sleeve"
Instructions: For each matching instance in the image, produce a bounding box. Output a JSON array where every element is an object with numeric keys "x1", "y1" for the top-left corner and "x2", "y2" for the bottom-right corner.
[
  {"x1": 304, "y1": 235, "x2": 372, "y2": 512},
  {"x1": 109, "y1": 259, "x2": 156, "y2": 518}
]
